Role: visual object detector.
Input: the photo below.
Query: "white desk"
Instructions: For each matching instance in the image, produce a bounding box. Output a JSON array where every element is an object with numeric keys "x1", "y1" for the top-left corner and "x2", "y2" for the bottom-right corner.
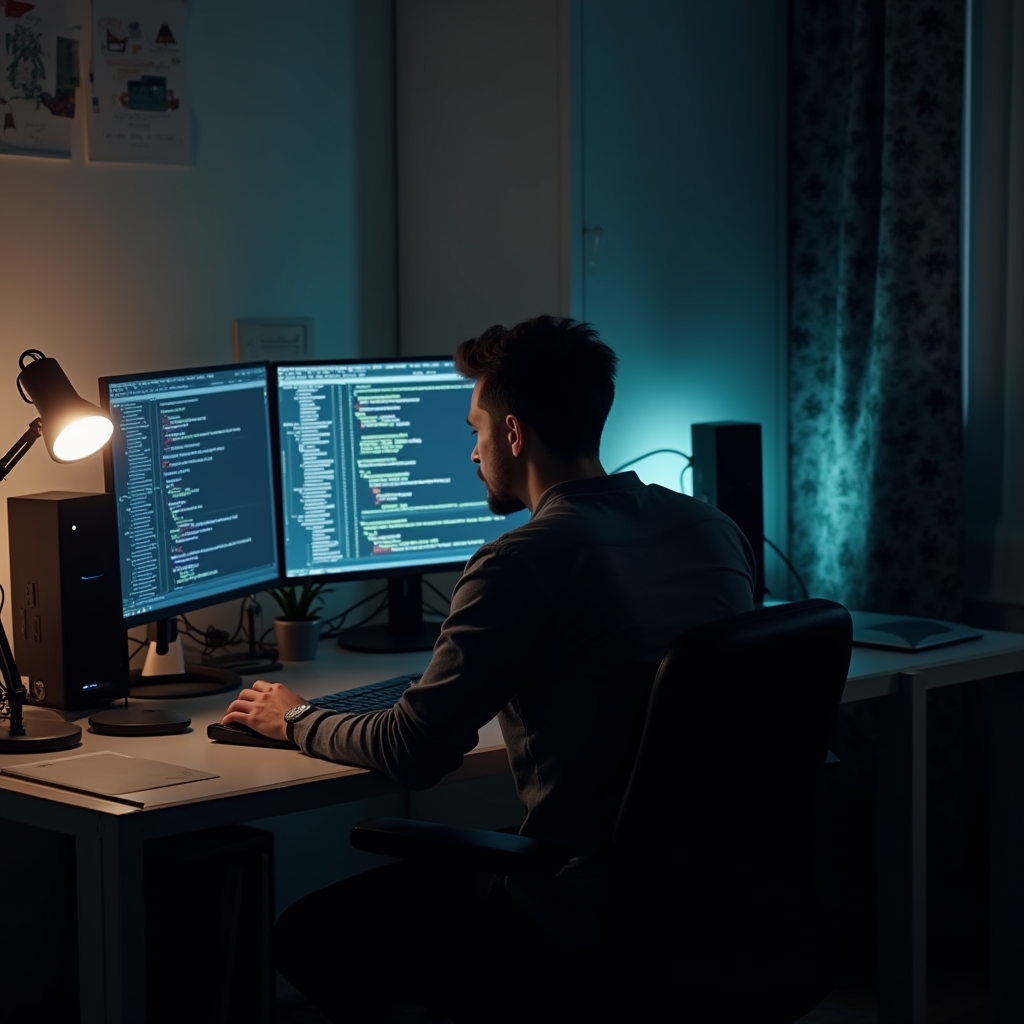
[
  {"x1": 1, "y1": 630, "x2": 1023, "y2": 1024},
  {"x1": 841, "y1": 628, "x2": 1024, "y2": 1024},
  {"x1": 0, "y1": 647, "x2": 489, "y2": 1024}
]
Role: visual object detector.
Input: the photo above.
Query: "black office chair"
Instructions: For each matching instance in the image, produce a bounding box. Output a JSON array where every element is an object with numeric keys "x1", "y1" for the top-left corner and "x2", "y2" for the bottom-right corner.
[{"x1": 351, "y1": 598, "x2": 853, "y2": 1023}]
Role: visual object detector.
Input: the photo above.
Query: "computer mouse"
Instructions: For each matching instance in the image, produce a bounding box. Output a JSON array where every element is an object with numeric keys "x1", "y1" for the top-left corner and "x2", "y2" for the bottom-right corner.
[{"x1": 207, "y1": 721, "x2": 298, "y2": 749}]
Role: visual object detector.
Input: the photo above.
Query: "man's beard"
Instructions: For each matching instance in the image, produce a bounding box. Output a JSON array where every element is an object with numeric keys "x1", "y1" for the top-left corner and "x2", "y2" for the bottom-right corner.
[{"x1": 478, "y1": 467, "x2": 526, "y2": 516}]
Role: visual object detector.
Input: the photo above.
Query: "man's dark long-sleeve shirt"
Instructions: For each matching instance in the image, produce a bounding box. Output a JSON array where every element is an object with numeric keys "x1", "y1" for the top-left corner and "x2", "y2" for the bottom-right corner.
[{"x1": 291, "y1": 472, "x2": 755, "y2": 868}]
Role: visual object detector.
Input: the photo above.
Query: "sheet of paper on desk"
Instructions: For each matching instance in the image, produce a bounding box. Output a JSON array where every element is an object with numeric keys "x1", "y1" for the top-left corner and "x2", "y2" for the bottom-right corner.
[{"x1": 1, "y1": 751, "x2": 218, "y2": 805}]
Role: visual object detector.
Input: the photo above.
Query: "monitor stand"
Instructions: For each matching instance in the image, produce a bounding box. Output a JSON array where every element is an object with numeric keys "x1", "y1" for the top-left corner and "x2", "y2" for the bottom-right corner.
[
  {"x1": 337, "y1": 575, "x2": 442, "y2": 653},
  {"x1": 130, "y1": 618, "x2": 242, "y2": 699}
]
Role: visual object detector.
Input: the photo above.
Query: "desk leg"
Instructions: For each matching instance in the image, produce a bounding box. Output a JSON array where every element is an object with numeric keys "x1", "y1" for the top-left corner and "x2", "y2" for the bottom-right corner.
[
  {"x1": 76, "y1": 828, "x2": 107, "y2": 1024},
  {"x1": 76, "y1": 818, "x2": 147, "y2": 1024},
  {"x1": 876, "y1": 671, "x2": 926, "y2": 1024},
  {"x1": 989, "y1": 671, "x2": 1024, "y2": 1023}
]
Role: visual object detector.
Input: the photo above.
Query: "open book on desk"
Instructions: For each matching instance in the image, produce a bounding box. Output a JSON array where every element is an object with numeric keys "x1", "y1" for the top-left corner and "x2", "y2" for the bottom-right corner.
[{"x1": 850, "y1": 610, "x2": 982, "y2": 651}]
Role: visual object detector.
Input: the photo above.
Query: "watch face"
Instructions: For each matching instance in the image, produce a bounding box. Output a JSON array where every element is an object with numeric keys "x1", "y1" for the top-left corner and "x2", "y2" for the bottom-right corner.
[{"x1": 284, "y1": 703, "x2": 312, "y2": 722}]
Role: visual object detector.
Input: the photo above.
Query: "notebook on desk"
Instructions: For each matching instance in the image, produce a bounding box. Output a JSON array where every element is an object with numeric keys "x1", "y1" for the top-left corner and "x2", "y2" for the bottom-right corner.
[
  {"x1": 850, "y1": 610, "x2": 983, "y2": 651},
  {"x1": 1, "y1": 751, "x2": 218, "y2": 807}
]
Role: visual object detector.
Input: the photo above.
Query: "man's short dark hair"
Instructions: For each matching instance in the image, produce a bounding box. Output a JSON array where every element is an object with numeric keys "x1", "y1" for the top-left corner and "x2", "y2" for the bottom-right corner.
[{"x1": 454, "y1": 316, "x2": 618, "y2": 461}]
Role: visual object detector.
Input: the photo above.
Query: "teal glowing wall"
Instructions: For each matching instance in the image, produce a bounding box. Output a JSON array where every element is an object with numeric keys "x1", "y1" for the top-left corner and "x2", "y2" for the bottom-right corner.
[{"x1": 574, "y1": 0, "x2": 788, "y2": 591}]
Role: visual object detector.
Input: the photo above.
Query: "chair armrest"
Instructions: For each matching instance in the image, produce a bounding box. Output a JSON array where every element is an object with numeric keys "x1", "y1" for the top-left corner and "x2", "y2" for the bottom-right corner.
[{"x1": 350, "y1": 817, "x2": 570, "y2": 878}]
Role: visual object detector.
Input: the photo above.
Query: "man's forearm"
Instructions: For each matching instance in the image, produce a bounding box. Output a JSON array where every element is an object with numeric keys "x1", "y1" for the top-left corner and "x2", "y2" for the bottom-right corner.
[{"x1": 290, "y1": 705, "x2": 469, "y2": 789}]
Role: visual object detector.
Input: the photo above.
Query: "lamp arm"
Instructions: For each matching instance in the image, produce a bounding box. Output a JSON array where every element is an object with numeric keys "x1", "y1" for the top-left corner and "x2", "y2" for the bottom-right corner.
[
  {"x1": 0, "y1": 612, "x2": 26, "y2": 736},
  {"x1": 0, "y1": 419, "x2": 42, "y2": 486},
  {"x1": 0, "y1": 419, "x2": 42, "y2": 731}
]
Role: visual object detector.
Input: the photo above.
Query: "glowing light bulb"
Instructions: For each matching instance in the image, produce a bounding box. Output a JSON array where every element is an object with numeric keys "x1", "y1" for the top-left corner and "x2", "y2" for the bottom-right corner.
[{"x1": 52, "y1": 416, "x2": 114, "y2": 461}]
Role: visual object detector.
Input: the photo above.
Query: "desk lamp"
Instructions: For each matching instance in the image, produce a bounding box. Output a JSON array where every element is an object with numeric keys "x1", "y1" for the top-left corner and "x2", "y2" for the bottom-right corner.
[{"x1": 0, "y1": 350, "x2": 114, "y2": 753}]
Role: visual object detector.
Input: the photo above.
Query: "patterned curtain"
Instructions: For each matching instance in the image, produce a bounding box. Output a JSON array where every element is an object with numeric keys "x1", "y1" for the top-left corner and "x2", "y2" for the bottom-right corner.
[
  {"x1": 788, "y1": 0, "x2": 965, "y2": 619},
  {"x1": 788, "y1": 0, "x2": 979, "y2": 970}
]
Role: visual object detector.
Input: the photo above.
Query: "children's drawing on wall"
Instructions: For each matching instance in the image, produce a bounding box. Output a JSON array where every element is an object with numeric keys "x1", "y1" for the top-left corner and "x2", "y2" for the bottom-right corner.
[
  {"x1": 0, "y1": 0, "x2": 81, "y2": 158},
  {"x1": 87, "y1": 0, "x2": 190, "y2": 165}
]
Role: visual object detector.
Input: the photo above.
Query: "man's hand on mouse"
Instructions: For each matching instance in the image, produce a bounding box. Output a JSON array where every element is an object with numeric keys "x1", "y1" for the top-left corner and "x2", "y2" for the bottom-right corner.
[{"x1": 222, "y1": 679, "x2": 308, "y2": 741}]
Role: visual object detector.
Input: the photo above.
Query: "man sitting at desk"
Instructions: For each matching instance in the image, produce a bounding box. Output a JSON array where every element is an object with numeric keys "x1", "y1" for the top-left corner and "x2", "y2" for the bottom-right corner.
[{"x1": 222, "y1": 315, "x2": 755, "y2": 1021}]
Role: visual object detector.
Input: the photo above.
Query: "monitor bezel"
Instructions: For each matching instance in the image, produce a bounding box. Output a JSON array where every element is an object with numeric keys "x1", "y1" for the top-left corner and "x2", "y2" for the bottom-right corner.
[
  {"x1": 99, "y1": 360, "x2": 283, "y2": 628},
  {"x1": 272, "y1": 354, "x2": 492, "y2": 587}
]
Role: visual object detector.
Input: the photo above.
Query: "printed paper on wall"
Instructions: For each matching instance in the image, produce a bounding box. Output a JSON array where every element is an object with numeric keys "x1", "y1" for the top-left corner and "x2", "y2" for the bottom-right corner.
[
  {"x1": 1, "y1": 0, "x2": 81, "y2": 159},
  {"x1": 87, "y1": 0, "x2": 190, "y2": 165}
]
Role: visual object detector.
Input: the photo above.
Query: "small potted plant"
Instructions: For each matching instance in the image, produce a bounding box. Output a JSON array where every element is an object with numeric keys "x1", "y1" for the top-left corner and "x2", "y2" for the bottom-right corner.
[{"x1": 267, "y1": 581, "x2": 332, "y2": 661}]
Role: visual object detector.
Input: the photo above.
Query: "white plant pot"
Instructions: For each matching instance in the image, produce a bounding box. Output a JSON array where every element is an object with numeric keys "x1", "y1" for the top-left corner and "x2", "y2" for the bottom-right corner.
[{"x1": 274, "y1": 618, "x2": 323, "y2": 661}]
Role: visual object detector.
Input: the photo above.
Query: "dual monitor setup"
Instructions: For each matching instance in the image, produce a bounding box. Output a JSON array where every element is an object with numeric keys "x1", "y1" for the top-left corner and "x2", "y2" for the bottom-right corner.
[
  {"x1": 6, "y1": 356, "x2": 528, "y2": 747},
  {"x1": 103, "y1": 356, "x2": 529, "y2": 666}
]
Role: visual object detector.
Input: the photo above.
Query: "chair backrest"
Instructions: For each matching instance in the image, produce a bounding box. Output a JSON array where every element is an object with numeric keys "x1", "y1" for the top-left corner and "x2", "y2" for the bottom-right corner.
[{"x1": 604, "y1": 599, "x2": 852, "y2": 1018}]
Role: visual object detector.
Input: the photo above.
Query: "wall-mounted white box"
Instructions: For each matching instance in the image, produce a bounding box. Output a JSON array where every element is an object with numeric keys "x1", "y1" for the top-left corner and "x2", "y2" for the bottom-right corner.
[{"x1": 233, "y1": 318, "x2": 315, "y2": 361}]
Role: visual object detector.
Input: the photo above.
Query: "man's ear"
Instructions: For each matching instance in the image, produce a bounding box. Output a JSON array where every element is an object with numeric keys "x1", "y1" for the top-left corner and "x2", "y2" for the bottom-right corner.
[{"x1": 505, "y1": 413, "x2": 525, "y2": 457}]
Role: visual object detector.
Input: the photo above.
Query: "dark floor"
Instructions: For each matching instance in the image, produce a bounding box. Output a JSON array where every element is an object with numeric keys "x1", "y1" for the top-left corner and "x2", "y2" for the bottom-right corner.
[
  {"x1": 796, "y1": 968, "x2": 990, "y2": 1024},
  {"x1": 276, "y1": 965, "x2": 991, "y2": 1024},
  {"x1": 277, "y1": 995, "x2": 332, "y2": 1024},
  {"x1": 277, "y1": 991, "x2": 436, "y2": 1023}
]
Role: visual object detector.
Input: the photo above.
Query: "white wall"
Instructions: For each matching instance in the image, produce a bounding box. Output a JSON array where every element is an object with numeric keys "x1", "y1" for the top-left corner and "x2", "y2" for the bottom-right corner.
[
  {"x1": 395, "y1": 0, "x2": 570, "y2": 356},
  {"x1": 395, "y1": 0, "x2": 788, "y2": 598},
  {"x1": 577, "y1": 0, "x2": 789, "y2": 595},
  {"x1": 0, "y1": 0, "x2": 396, "y2": 636}
]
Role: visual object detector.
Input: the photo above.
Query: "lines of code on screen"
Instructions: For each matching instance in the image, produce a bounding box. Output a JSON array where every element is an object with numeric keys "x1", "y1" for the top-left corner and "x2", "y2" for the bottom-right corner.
[
  {"x1": 105, "y1": 365, "x2": 279, "y2": 622},
  {"x1": 277, "y1": 360, "x2": 526, "y2": 578}
]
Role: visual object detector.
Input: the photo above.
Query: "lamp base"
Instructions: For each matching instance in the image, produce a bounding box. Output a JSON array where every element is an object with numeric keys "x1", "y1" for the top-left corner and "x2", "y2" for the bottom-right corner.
[
  {"x1": 88, "y1": 709, "x2": 191, "y2": 736},
  {"x1": 0, "y1": 718, "x2": 81, "y2": 754}
]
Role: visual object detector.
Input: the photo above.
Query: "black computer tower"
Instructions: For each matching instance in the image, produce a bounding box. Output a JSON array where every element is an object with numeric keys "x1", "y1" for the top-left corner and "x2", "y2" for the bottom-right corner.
[
  {"x1": 691, "y1": 422, "x2": 765, "y2": 604},
  {"x1": 8, "y1": 491, "x2": 129, "y2": 709}
]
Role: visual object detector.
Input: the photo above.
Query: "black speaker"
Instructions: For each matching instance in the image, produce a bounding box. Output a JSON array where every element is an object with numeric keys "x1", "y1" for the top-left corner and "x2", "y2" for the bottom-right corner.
[
  {"x1": 8, "y1": 491, "x2": 129, "y2": 710},
  {"x1": 691, "y1": 422, "x2": 765, "y2": 604}
]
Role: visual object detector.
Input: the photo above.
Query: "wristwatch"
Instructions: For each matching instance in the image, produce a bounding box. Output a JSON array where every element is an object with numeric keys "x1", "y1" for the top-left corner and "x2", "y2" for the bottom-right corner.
[{"x1": 283, "y1": 702, "x2": 316, "y2": 741}]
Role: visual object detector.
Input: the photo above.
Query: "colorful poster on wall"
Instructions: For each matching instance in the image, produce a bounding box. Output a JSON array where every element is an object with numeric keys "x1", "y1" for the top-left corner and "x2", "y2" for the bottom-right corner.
[
  {"x1": 86, "y1": 0, "x2": 190, "y2": 164},
  {"x1": 0, "y1": 0, "x2": 82, "y2": 159}
]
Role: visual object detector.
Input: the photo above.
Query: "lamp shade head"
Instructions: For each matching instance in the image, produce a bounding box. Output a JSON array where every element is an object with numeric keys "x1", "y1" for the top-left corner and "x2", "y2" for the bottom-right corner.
[{"x1": 17, "y1": 357, "x2": 113, "y2": 463}]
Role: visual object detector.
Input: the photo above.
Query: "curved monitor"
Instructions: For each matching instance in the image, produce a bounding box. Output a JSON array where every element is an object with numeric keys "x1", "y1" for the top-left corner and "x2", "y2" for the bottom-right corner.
[
  {"x1": 100, "y1": 362, "x2": 280, "y2": 630},
  {"x1": 275, "y1": 357, "x2": 528, "y2": 649}
]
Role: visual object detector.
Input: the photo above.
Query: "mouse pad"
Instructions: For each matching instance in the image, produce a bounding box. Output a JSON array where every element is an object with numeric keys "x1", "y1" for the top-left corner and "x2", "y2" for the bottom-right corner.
[{"x1": 2, "y1": 751, "x2": 218, "y2": 805}]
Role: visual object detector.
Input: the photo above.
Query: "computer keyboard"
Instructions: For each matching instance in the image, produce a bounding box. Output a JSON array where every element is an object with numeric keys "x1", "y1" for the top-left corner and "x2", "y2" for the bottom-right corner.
[{"x1": 310, "y1": 673, "x2": 422, "y2": 714}]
